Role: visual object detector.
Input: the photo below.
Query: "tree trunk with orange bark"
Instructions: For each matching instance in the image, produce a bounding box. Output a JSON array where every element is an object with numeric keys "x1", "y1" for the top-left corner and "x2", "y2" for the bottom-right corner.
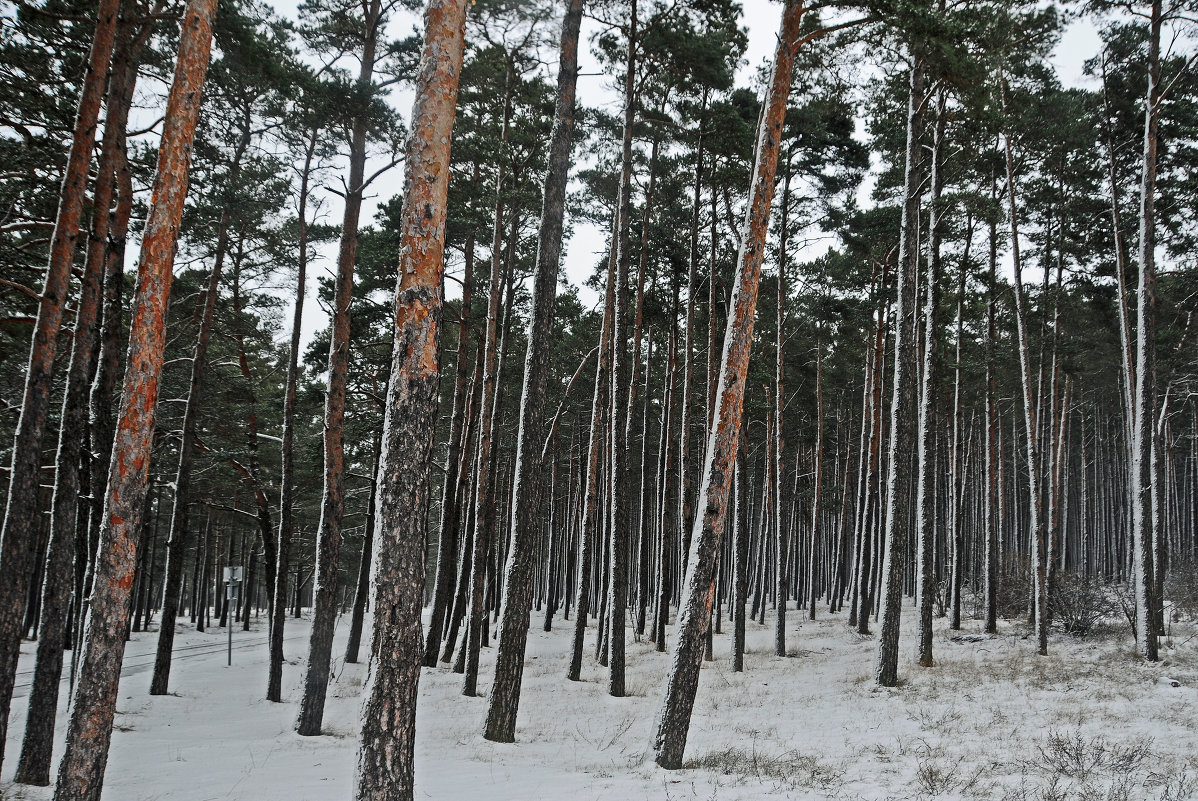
[
  {"x1": 297, "y1": 0, "x2": 384, "y2": 736},
  {"x1": 0, "y1": 0, "x2": 120, "y2": 768},
  {"x1": 353, "y1": 0, "x2": 468, "y2": 794},
  {"x1": 51, "y1": 2, "x2": 217, "y2": 798},
  {"x1": 651, "y1": 0, "x2": 803, "y2": 769},
  {"x1": 14, "y1": 15, "x2": 147, "y2": 784}
]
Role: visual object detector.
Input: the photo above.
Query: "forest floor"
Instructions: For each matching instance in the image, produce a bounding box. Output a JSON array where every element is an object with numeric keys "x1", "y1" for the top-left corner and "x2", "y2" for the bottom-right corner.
[{"x1": 2, "y1": 602, "x2": 1197, "y2": 801}]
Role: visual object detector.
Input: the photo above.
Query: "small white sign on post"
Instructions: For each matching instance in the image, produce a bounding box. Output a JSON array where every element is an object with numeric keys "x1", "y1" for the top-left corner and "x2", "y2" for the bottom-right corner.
[{"x1": 223, "y1": 566, "x2": 244, "y2": 665}]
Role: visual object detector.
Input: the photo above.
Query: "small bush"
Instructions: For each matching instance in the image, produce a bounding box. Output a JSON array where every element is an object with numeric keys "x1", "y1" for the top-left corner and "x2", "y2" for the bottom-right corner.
[
  {"x1": 1165, "y1": 557, "x2": 1198, "y2": 621},
  {"x1": 1050, "y1": 573, "x2": 1119, "y2": 638},
  {"x1": 1000, "y1": 731, "x2": 1164, "y2": 801},
  {"x1": 1033, "y1": 732, "x2": 1151, "y2": 782},
  {"x1": 996, "y1": 554, "x2": 1033, "y2": 621}
]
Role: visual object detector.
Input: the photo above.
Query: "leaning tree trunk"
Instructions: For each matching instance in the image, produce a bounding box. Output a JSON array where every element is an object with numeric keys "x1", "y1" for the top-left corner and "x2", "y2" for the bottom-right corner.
[
  {"x1": 352, "y1": 0, "x2": 468, "y2": 795},
  {"x1": 296, "y1": 0, "x2": 383, "y2": 736},
  {"x1": 51, "y1": 3, "x2": 216, "y2": 798},
  {"x1": 651, "y1": 0, "x2": 803, "y2": 769},
  {"x1": 0, "y1": 0, "x2": 120, "y2": 766},
  {"x1": 483, "y1": 0, "x2": 583, "y2": 737},
  {"x1": 13, "y1": 16, "x2": 146, "y2": 783},
  {"x1": 874, "y1": 55, "x2": 927, "y2": 688},
  {"x1": 79, "y1": 67, "x2": 138, "y2": 690},
  {"x1": 149, "y1": 204, "x2": 237, "y2": 695},
  {"x1": 150, "y1": 106, "x2": 253, "y2": 692}
]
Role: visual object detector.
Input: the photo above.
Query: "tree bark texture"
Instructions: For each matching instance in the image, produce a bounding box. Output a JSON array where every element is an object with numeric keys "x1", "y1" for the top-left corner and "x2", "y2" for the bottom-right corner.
[
  {"x1": 52, "y1": 2, "x2": 217, "y2": 797},
  {"x1": 651, "y1": 0, "x2": 803, "y2": 768},
  {"x1": 484, "y1": 0, "x2": 583, "y2": 738},
  {"x1": 0, "y1": 0, "x2": 120, "y2": 767},
  {"x1": 353, "y1": 0, "x2": 468, "y2": 795}
]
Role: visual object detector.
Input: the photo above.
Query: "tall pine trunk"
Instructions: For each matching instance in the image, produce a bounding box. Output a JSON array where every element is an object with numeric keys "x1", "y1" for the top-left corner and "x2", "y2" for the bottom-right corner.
[
  {"x1": 874, "y1": 56, "x2": 926, "y2": 687},
  {"x1": 462, "y1": 99, "x2": 512, "y2": 699},
  {"x1": 353, "y1": 0, "x2": 468, "y2": 793},
  {"x1": 484, "y1": 0, "x2": 583, "y2": 735},
  {"x1": 651, "y1": 0, "x2": 802, "y2": 767},
  {"x1": 604, "y1": 0, "x2": 637, "y2": 699},
  {"x1": 269, "y1": 130, "x2": 318, "y2": 702},
  {"x1": 52, "y1": 2, "x2": 217, "y2": 797},
  {"x1": 0, "y1": 0, "x2": 120, "y2": 765},
  {"x1": 422, "y1": 228, "x2": 475, "y2": 667},
  {"x1": 297, "y1": 0, "x2": 383, "y2": 736},
  {"x1": 915, "y1": 94, "x2": 944, "y2": 668},
  {"x1": 345, "y1": 432, "x2": 381, "y2": 663},
  {"x1": 14, "y1": 14, "x2": 145, "y2": 784},
  {"x1": 1131, "y1": 0, "x2": 1163, "y2": 662},
  {"x1": 1002, "y1": 80, "x2": 1049, "y2": 656}
]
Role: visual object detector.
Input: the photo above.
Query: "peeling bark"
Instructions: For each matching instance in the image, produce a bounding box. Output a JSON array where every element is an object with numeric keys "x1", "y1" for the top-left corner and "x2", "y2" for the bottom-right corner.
[
  {"x1": 353, "y1": 0, "x2": 468, "y2": 794},
  {"x1": 51, "y1": 2, "x2": 217, "y2": 797}
]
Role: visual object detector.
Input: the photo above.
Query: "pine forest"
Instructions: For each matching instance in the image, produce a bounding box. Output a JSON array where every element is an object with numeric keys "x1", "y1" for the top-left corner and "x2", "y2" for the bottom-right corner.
[{"x1": 0, "y1": 0, "x2": 1197, "y2": 798}]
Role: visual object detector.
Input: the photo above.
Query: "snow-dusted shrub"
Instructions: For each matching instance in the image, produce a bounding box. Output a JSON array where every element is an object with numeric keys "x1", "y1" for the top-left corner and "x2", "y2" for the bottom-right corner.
[
  {"x1": 996, "y1": 553, "x2": 1033, "y2": 621},
  {"x1": 1049, "y1": 573, "x2": 1119, "y2": 638},
  {"x1": 1033, "y1": 732, "x2": 1151, "y2": 781},
  {"x1": 1165, "y1": 557, "x2": 1198, "y2": 621},
  {"x1": 1002, "y1": 731, "x2": 1166, "y2": 801}
]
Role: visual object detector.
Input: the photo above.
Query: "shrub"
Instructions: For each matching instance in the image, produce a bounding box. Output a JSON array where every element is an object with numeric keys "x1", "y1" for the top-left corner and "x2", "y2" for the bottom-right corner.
[
  {"x1": 996, "y1": 552, "x2": 1033, "y2": 622},
  {"x1": 1164, "y1": 557, "x2": 1198, "y2": 621},
  {"x1": 1049, "y1": 573, "x2": 1119, "y2": 638}
]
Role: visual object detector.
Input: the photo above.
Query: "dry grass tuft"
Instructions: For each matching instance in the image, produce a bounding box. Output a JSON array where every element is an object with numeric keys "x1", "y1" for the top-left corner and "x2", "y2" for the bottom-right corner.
[{"x1": 687, "y1": 746, "x2": 845, "y2": 794}]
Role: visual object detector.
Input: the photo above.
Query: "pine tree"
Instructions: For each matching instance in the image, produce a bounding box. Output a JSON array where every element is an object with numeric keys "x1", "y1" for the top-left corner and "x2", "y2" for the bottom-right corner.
[
  {"x1": 353, "y1": 0, "x2": 469, "y2": 795},
  {"x1": 52, "y1": 1, "x2": 218, "y2": 797}
]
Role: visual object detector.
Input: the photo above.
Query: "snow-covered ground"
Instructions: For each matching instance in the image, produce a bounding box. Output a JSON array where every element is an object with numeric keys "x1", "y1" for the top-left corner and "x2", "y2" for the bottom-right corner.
[{"x1": 3, "y1": 604, "x2": 1196, "y2": 800}]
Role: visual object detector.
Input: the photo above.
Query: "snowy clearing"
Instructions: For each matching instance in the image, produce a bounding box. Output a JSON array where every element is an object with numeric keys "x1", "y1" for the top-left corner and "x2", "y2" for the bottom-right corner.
[{"x1": 4, "y1": 608, "x2": 1196, "y2": 801}]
